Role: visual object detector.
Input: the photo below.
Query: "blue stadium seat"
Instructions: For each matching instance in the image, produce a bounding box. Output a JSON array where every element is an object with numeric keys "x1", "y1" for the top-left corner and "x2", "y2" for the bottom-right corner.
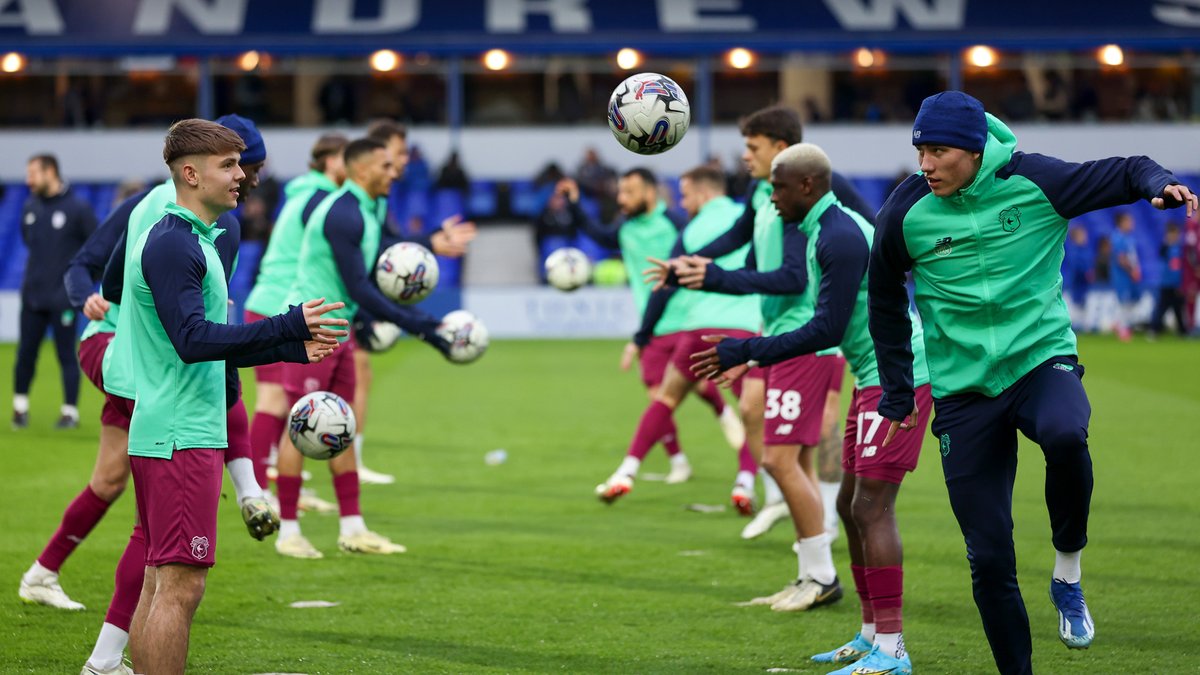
[
  {"x1": 466, "y1": 181, "x2": 498, "y2": 218},
  {"x1": 0, "y1": 185, "x2": 30, "y2": 290},
  {"x1": 511, "y1": 180, "x2": 553, "y2": 218},
  {"x1": 574, "y1": 232, "x2": 616, "y2": 262},
  {"x1": 430, "y1": 189, "x2": 465, "y2": 233}
]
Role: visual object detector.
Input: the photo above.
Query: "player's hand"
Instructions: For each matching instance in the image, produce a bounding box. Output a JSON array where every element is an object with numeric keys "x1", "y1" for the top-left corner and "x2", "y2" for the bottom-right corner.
[
  {"x1": 301, "y1": 298, "x2": 350, "y2": 343},
  {"x1": 643, "y1": 257, "x2": 672, "y2": 291},
  {"x1": 1153, "y1": 184, "x2": 1199, "y2": 217},
  {"x1": 620, "y1": 342, "x2": 640, "y2": 371},
  {"x1": 430, "y1": 215, "x2": 478, "y2": 257},
  {"x1": 882, "y1": 404, "x2": 919, "y2": 447},
  {"x1": 556, "y1": 177, "x2": 580, "y2": 203},
  {"x1": 690, "y1": 334, "x2": 749, "y2": 386},
  {"x1": 82, "y1": 293, "x2": 110, "y2": 321},
  {"x1": 675, "y1": 255, "x2": 713, "y2": 289},
  {"x1": 304, "y1": 339, "x2": 338, "y2": 363}
]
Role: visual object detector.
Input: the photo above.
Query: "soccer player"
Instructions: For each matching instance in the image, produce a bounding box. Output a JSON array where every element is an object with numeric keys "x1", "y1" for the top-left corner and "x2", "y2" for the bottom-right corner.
[
  {"x1": 244, "y1": 132, "x2": 349, "y2": 491},
  {"x1": 592, "y1": 165, "x2": 761, "y2": 510},
  {"x1": 649, "y1": 105, "x2": 868, "y2": 542},
  {"x1": 20, "y1": 116, "x2": 274, "y2": 624},
  {"x1": 869, "y1": 91, "x2": 1197, "y2": 674},
  {"x1": 273, "y1": 137, "x2": 453, "y2": 559},
  {"x1": 13, "y1": 153, "x2": 96, "y2": 429},
  {"x1": 122, "y1": 119, "x2": 347, "y2": 674},
  {"x1": 691, "y1": 143, "x2": 931, "y2": 674},
  {"x1": 559, "y1": 171, "x2": 744, "y2": 487}
]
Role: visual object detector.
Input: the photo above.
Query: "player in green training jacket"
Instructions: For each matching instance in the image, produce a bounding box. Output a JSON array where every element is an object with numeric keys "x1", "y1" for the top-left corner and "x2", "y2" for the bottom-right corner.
[{"x1": 869, "y1": 91, "x2": 1197, "y2": 674}]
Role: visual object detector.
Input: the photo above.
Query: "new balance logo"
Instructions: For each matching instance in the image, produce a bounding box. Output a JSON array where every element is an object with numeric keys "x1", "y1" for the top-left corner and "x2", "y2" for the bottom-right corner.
[
  {"x1": 774, "y1": 424, "x2": 793, "y2": 435},
  {"x1": 933, "y1": 236, "x2": 953, "y2": 256}
]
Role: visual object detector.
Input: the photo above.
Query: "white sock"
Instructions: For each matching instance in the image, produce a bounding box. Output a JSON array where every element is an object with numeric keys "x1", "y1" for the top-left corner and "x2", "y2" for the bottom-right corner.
[
  {"x1": 861, "y1": 622, "x2": 877, "y2": 642},
  {"x1": 353, "y1": 434, "x2": 364, "y2": 467},
  {"x1": 669, "y1": 453, "x2": 690, "y2": 468},
  {"x1": 339, "y1": 514, "x2": 367, "y2": 537},
  {"x1": 617, "y1": 456, "x2": 641, "y2": 479},
  {"x1": 226, "y1": 458, "x2": 263, "y2": 504},
  {"x1": 25, "y1": 561, "x2": 54, "y2": 581},
  {"x1": 819, "y1": 481, "x2": 840, "y2": 531},
  {"x1": 279, "y1": 519, "x2": 301, "y2": 539},
  {"x1": 61, "y1": 404, "x2": 79, "y2": 419},
  {"x1": 734, "y1": 470, "x2": 755, "y2": 491},
  {"x1": 87, "y1": 622, "x2": 129, "y2": 670},
  {"x1": 762, "y1": 470, "x2": 783, "y2": 505},
  {"x1": 792, "y1": 540, "x2": 806, "y2": 580},
  {"x1": 13, "y1": 394, "x2": 29, "y2": 414},
  {"x1": 1054, "y1": 549, "x2": 1082, "y2": 584},
  {"x1": 876, "y1": 632, "x2": 905, "y2": 659},
  {"x1": 797, "y1": 532, "x2": 837, "y2": 585}
]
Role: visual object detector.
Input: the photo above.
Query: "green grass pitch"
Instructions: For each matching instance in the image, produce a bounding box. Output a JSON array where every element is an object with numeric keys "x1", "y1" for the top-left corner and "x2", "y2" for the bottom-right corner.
[{"x1": 0, "y1": 335, "x2": 1196, "y2": 673}]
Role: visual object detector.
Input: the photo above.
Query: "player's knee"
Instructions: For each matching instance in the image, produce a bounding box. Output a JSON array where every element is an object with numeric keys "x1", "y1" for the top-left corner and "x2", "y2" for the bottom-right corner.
[
  {"x1": 1039, "y1": 423, "x2": 1088, "y2": 460},
  {"x1": 966, "y1": 541, "x2": 1017, "y2": 582},
  {"x1": 835, "y1": 488, "x2": 854, "y2": 524},
  {"x1": 91, "y1": 476, "x2": 127, "y2": 502}
]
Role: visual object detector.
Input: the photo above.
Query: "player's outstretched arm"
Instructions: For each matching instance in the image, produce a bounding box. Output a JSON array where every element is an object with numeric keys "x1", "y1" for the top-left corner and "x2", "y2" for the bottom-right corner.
[
  {"x1": 689, "y1": 220, "x2": 807, "y2": 295},
  {"x1": 868, "y1": 195, "x2": 919, "y2": 424},
  {"x1": 1015, "y1": 152, "x2": 1188, "y2": 220},
  {"x1": 559, "y1": 178, "x2": 622, "y2": 250},
  {"x1": 65, "y1": 188, "x2": 150, "y2": 309},
  {"x1": 143, "y1": 228, "x2": 339, "y2": 364}
]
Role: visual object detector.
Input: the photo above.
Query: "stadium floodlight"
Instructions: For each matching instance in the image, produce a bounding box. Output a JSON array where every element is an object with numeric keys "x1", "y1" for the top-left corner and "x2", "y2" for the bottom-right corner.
[
  {"x1": 1099, "y1": 44, "x2": 1124, "y2": 67},
  {"x1": 483, "y1": 49, "x2": 510, "y2": 71},
  {"x1": 854, "y1": 48, "x2": 886, "y2": 69},
  {"x1": 616, "y1": 48, "x2": 641, "y2": 70},
  {"x1": 1, "y1": 52, "x2": 26, "y2": 74},
  {"x1": 370, "y1": 49, "x2": 401, "y2": 72},
  {"x1": 966, "y1": 45, "x2": 997, "y2": 68},
  {"x1": 237, "y1": 50, "x2": 261, "y2": 72},
  {"x1": 727, "y1": 47, "x2": 754, "y2": 70}
]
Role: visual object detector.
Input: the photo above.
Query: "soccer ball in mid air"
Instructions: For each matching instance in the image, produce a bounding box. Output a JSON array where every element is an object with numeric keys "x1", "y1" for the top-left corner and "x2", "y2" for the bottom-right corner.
[
  {"x1": 376, "y1": 242, "x2": 439, "y2": 304},
  {"x1": 607, "y1": 72, "x2": 690, "y2": 155},
  {"x1": 437, "y1": 310, "x2": 489, "y2": 364},
  {"x1": 362, "y1": 321, "x2": 402, "y2": 353},
  {"x1": 544, "y1": 247, "x2": 592, "y2": 291},
  {"x1": 288, "y1": 392, "x2": 356, "y2": 460}
]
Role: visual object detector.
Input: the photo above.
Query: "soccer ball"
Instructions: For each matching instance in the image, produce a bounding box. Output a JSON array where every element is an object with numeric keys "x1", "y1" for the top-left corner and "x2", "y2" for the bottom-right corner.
[
  {"x1": 287, "y1": 392, "x2": 356, "y2": 460},
  {"x1": 363, "y1": 321, "x2": 402, "y2": 353},
  {"x1": 544, "y1": 247, "x2": 592, "y2": 291},
  {"x1": 376, "y1": 242, "x2": 439, "y2": 304},
  {"x1": 436, "y1": 310, "x2": 489, "y2": 364},
  {"x1": 607, "y1": 72, "x2": 690, "y2": 155}
]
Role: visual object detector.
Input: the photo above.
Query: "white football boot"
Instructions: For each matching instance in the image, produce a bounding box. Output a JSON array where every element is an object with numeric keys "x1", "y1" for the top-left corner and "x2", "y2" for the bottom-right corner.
[{"x1": 19, "y1": 565, "x2": 84, "y2": 611}]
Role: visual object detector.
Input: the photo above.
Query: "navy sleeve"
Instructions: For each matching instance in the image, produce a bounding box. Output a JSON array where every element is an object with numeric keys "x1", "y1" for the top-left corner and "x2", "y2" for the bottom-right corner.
[
  {"x1": 702, "y1": 221, "x2": 807, "y2": 296},
  {"x1": 75, "y1": 197, "x2": 98, "y2": 242},
  {"x1": 868, "y1": 176, "x2": 926, "y2": 421},
  {"x1": 229, "y1": 342, "x2": 309, "y2": 368},
  {"x1": 64, "y1": 190, "x2": 148, "y2": 308},
  {"x1": 300, "y1": 190, "x2": 330, "y2": 226},
  {"x1": 324, "y1": 199, "x2": 447, "y2": 350},
  {"x1": 567, "y1": 200, "x2": 621, "y2": 249},
  {"x1": 142, "y1": 221, "x2": 311, "y2": 364},
  {"x1": 100, "y1": 229, "x2": 128, "y2": 305},
  {"x1": 717, "y1": 214, "x2": 868, "y2": 368},
  {"x1": 691, "y1": 183, "x2": 757, "y2": 259},
  {"x1": 379, "y1": 227, "x2": 434, "y2": 255},
  {"x1": 831, "y1": 172, "x2": 876, "y2": 225},
  {"x1": 214, "y1": 212, "x2": 242, "y2": 282},
  {"x1": 1006, "y1": 152, "x2": 1180, "y2": 220}
]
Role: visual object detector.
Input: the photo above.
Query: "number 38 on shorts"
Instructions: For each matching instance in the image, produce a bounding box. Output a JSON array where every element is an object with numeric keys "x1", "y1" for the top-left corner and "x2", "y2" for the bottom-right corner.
[{"x1": 764, "y1": 388, "x2": 802, "y2": 421}]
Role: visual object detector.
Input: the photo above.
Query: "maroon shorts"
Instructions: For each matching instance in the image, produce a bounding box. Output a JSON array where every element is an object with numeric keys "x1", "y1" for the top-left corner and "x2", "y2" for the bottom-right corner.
[
  {"x1": 762, "y1": 354, "x2": 844, "y2": 446},
  {"x1": 130, "y1": 448, "x2": 223, "y2": 568},
  {"x1": 78, "y1": 332, "x2": 135, "y2": 431},
  {"x1": 244, "y1": 310, "x2": 284, "y2": 385},
  {"x1": 828, "y1": 355, "x2": 847, "y2": 393},
  {"x1": 282, "y1": 337, "x2": 357, "y2": 405},
  {"x1": 842, "y1": 384, "x2": 934, "y2": 484},
  {"x1": 638, "y1": 333, "x2": 680, "y2": 388},
  {"x1": 670, "y1": 328, "x2": 757, "y2": 382},
  {"x1": 225, "y1": 398, "x2": 251, "y2": 463}
]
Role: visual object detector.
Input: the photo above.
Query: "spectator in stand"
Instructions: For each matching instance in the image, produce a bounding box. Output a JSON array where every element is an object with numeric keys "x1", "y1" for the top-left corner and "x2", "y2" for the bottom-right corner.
[
  {"x1": 576, "y1": 147, "x2": 618, "y2": 222},
  {"x1": 1150, "y1": 222, "x2": 1188, "y2": 337},
  {"x1": 1110, "y1": 212, "x2": 1142, "y2": 340},
  {"x1": 1063, "y1": 225, "x2": 1094, "y2": 330},
  {"x1": 534, "y1": 162, "x2": 566, "y2": 189},
  {"x1": 435, "y1": 150, "x2": 471, "y2": 194},
  {"x1": 1085, "y1": 236, "x2": 1117, "y2": 333},
  {"x1": 533, "y1": 190, "x2": 585, "y2": 279}
]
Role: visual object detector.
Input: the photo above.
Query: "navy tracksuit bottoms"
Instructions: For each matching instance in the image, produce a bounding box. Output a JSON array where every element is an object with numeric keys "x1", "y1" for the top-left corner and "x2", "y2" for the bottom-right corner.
[{"x1": 14, "y1": 304, "x2": 80, "y2": 407}]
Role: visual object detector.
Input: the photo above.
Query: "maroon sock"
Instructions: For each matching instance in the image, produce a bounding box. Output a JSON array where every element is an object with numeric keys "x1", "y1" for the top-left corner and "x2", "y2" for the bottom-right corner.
[
  {"x1": 224, "y1": 399, "x2": 251, "y2": 463},
  {"x1": 276, "y1": 474, "x2": 302, "y2": 521},
  {"x1": 737, "y1": 443, "x2": 758, "y2": 474},
  {"x1": 851, "y1": 564, "x2": 875, "y2": 625},
  {"x1": 250, "y1": 411, "x2": 285, "y2": 489},
  {"x1": 628, "y1": 400, "x2": 674, "y2": 461},
  {"x1": 661, "y1": 417, "x2": 682, "y2": 457},
  {"x1": 103, "y1": 524, "x2": 146, "y2": 631},
  {"x1": 332, "y1": 471, "x2": 361, "y2": 517},
  {"x1": 866, "y1": 565, "x2": 903, "y2": 634},
  {"x1": 37, "y1": 485, "x2": 112, "y2": 572},
  {"x1": 698, "y1": 380, "x2": 727, "y2": 414}
]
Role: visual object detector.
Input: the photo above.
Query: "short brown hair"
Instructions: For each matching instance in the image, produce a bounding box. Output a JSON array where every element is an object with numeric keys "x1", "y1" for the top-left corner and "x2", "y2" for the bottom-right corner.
[
  {"x1": 27, "y1": 154, "x2": 59, "y2": 176},
  {"x1": 681, "y1": 165, "x2": 725, "y2": 192},
  {"x1": 343, "y1": 137, "x2": 387, "y2": 167},
  {"x1": 163, "y1": 119, "x2": 246, "y2": 167},
  {"x1": 366, "y1": 119, "x2": 406, "y2": 143},
  {"x1": 739, "y1": 105, "x2": 804, "y2": 146},
  {"x1": 309, "y1": 133, "x2": 349, "y2": 172}
]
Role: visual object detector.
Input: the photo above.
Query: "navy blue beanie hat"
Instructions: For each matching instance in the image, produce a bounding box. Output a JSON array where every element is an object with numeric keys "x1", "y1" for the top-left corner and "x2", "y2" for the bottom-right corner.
[
  {"x1": 215, "y1": 114, "x2": 266, "y2": 165},
  {"x1": 912, "y1": 91, "x2": 987, "y2": 153}
]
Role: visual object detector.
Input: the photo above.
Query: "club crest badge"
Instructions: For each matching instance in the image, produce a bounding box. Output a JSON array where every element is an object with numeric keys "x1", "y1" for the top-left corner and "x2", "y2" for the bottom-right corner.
[{"x1": 999, "y1": 206, "x2": 1021, "y2": 233}]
